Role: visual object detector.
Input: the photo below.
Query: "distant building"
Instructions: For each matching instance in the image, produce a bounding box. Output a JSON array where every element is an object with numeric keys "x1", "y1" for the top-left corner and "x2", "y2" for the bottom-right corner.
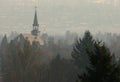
[{"x1": 21, "y1": 7, "x2": 44, "y2": 46}]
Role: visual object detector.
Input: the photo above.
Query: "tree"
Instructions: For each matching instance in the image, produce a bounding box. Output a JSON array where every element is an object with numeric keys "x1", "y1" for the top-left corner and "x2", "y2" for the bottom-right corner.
[
  {"x1": 72, "y1": 31, "x2": 94, "y2": 72},
  {"x1": 48, "y1": 54, "x2": 77, "y2": 82},
  {"x1": 0, "y1": 35, "x2": 8, "y2": 81},
  {"x1": 2, "y1": 39, "x2": 43, "y2": 82},
  {"x1": 1, "y1": 35, "x2": 8, "y2": 49},
  {"x1": 78, "y1": 42, "x2": 120, "y2": 82}
]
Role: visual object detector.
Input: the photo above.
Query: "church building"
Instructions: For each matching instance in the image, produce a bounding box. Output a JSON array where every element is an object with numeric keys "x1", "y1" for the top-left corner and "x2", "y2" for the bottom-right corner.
[{"x1": 21, "y1": 7, "x2": 44, "y2": 46}]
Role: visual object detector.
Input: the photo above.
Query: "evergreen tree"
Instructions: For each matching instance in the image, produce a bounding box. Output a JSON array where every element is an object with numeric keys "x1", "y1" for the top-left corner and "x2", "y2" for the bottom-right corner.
[
  {"x1": 0, "y1": 35, "x2": 8, "y2": 81},
  {"x1": 78, "y1": 42, "x2": 120, "y2": 82},
  {"x1": 1, "y1": 35, "x2": 8, "y2": 49},
  {"x1": 48, "y1": 54, "x2": 77, "y2": 82},
  {"x1": 2, "y1": 39, "x2": 43, "y2": 82},
  {"x1": 72, "y1": 31, "x2": 94, "y2": 72}
]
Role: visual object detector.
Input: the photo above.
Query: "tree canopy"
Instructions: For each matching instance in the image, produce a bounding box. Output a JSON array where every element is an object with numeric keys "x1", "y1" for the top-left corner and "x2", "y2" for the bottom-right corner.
[
  {"x1": 72, "y1": 31, "x2": 95, "y2": 72},
  {"x1": 78, "y1": 42, "x2": 120, "y2": 82}
]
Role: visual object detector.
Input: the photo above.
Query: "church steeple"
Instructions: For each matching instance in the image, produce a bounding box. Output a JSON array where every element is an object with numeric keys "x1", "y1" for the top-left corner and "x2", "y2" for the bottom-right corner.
[
  {"x1": 33, "y1": 7, "x2": 39, "y2": 27},
  {"x1": 31, "y1": 7, "x2": 40, "y2": 36}
]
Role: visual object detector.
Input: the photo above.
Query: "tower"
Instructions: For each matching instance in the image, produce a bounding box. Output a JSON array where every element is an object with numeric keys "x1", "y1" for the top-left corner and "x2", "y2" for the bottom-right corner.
[
  {"x1": 31, "y1": 7, "x2": 40, "y2": 36},
  {"x1": 20, "y1": 7, "x2": 44, "y2": 46}
]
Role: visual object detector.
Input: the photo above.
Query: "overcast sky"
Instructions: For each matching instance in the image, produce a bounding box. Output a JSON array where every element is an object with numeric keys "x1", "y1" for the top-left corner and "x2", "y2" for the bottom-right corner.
[{"x1": 0, "y1": 0, "x2": 120, "y2": 35}]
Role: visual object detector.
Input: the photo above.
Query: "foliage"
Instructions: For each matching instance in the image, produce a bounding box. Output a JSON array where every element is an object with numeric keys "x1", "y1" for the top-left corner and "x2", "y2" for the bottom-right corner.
[
  {"x1": 48, "y1": 54, "x2": 77, "y2": 82},
  {"x1": 78, "y1": 42, "x2": 120, "y2": 82},
  {"x1": 2, "y1": 39, "x2": 43, "y2": 82},
  {"x1": 72, "y1": 31, "x2": 95, "y2": 72}
]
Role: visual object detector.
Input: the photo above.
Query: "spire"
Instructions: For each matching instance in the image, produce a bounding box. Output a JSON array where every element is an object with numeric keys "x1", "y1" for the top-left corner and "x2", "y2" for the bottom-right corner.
[
  {"x1": 33, "y1": 7, "x2": 39, "y2": 27},
  {"x1": 31, "y1": 7, "x2": 40, "y2": 36}
]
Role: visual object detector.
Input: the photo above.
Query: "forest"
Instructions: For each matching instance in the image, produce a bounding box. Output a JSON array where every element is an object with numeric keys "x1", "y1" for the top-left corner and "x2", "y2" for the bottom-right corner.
[{"x1": 0, "y1": 31, "x2": 120, "y2": 82}]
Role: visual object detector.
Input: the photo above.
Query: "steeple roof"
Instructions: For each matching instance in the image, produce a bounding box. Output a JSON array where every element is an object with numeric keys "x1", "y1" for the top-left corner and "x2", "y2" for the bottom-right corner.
[{"x1": 33, "y1": 7, "x2": 39, "y2": 26}]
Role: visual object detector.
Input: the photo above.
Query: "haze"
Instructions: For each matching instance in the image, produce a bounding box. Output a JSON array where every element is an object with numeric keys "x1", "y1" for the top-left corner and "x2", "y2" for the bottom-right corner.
[{"x1": 0, "y1": 0, "x2": 120, "y2": 35}]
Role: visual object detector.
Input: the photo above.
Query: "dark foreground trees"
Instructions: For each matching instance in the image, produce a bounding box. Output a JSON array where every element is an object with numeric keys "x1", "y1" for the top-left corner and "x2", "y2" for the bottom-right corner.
[
  {"x1": 72, "y1": 31, "x2": 95, "y2": 72},
  {"x1": 71, "y1": 31, "x2": 120, "y2": 82},
  {"x1": 78, "y1": 42, "x2": 120, "y2": 82}
]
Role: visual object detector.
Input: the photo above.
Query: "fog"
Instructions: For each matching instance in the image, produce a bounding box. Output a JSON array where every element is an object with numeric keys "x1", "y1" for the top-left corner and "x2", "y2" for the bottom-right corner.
[{"x1": 0, "y1": 0, "x2": 120, "y2": 35}]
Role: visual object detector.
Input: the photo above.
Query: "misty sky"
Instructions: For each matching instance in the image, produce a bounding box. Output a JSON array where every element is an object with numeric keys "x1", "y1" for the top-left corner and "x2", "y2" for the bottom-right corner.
[{"x1": 0, "y1": 0, "x2": 120, "y2": 35}]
